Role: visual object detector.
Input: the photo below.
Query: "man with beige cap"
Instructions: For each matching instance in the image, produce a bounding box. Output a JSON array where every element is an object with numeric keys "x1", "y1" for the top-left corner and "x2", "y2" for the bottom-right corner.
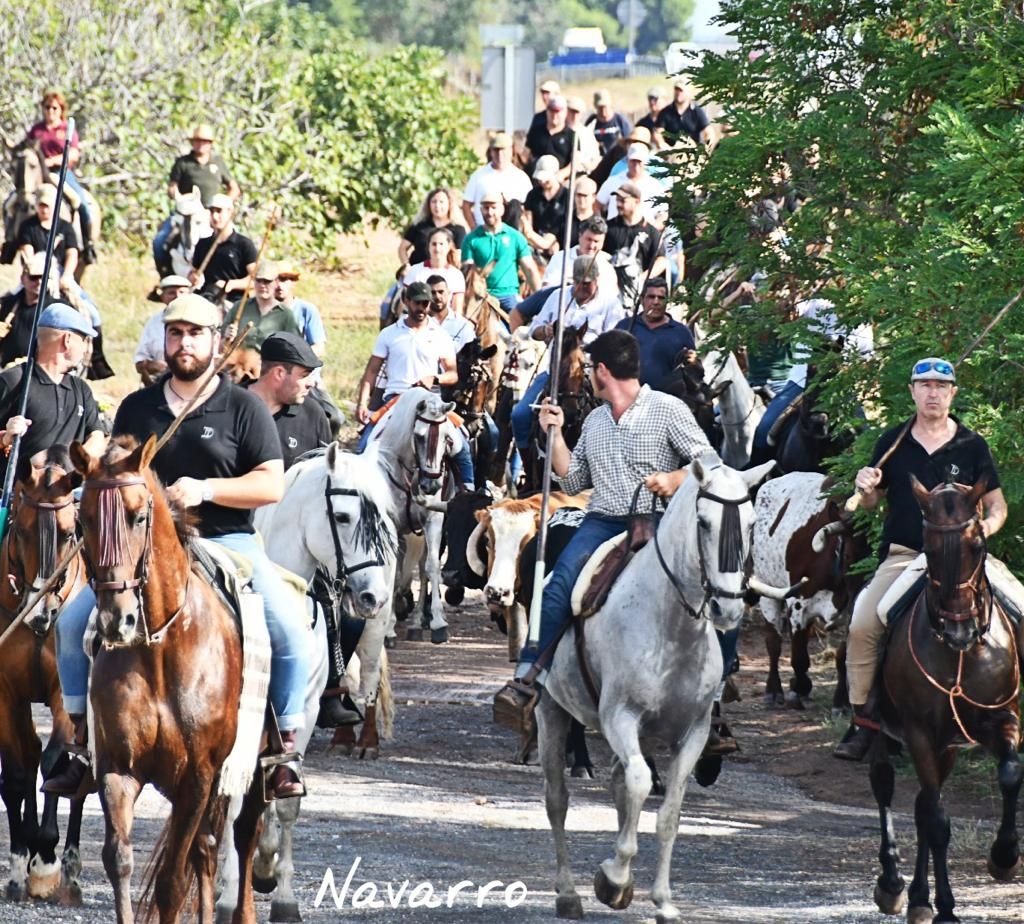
[
  {"x1": 656, "y1": 78, "x2": 711, "y2": 145},
  {"x1": 231, "y1": 259, "x2": 301, "y2": 351},
  {"x1": 462, "y1": 132, "x2": 532, "y2": 228},
  {"x1": 527, "y1": 79, "x2": 561, "y2": 140},
  {"x1": 523, "y1": 94, "x2": 575, "y2": 179},
  {"x1": 586, "y1": 88, "x2": 633, "y2": 156},
  {"x1": 636, "y1": 86, "x2": 667, "y2": 135},
  {"x1": 189, "y1": 194, "x2": 258, "y2": 301},
  {"x1": 596, "y1": 144, "x2": 666, "y2": 224},
  {"x1": 522, "y1": 156, "x2": 569, "y2": 258}
]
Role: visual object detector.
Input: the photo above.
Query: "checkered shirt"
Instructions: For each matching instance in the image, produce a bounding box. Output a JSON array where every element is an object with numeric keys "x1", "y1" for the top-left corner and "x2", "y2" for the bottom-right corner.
[{"x1": 558, "y1": 385, "x2": 713, "y2": 516}]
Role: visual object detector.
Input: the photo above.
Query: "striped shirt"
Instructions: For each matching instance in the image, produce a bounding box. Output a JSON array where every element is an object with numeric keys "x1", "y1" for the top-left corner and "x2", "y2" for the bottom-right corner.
[{"x1": 558, "y1": 385, "x2": 712, "y2": 516}]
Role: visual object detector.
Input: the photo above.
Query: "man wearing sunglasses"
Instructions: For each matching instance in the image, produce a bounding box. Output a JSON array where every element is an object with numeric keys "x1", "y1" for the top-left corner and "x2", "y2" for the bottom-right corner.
[
  {"x1": 835, "y1": 357, "x2": 1010, "y2": 760},
  {"x1": 0, "y1": 253, "x2": 48, "y2": 367}
]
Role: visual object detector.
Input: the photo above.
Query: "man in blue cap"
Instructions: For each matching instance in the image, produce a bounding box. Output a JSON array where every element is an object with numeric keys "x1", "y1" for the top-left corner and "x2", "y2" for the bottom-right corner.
[{"x1": 0, "y1": 303, "x2": 106, "y2": 470}]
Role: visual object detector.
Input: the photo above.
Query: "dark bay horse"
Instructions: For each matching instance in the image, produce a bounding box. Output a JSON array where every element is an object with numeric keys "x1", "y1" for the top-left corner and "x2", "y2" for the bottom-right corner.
[
  {"x1": 870, "y1": 477, "x2": 1021, "y2": 924},
  {"x1": 70, "y1": 436, "x2": 264, "y2": 923},
  {"x1": 0, "y1": 447, "x2": 87, "y2": 903}
]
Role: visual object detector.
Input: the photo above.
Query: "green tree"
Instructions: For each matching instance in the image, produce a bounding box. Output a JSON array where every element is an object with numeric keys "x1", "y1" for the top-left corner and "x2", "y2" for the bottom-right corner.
[{"x1": 672, "y1": 0, "x2": 1024, "y2": 566}]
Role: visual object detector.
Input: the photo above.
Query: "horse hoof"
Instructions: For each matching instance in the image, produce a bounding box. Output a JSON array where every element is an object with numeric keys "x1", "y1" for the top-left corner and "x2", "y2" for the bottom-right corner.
[
  {"x1": 216, "y1": 905, "x2": 236, "y2": 924},
  {"x1": 593, "y1": 868, "x2": 633, "y2": 910},
  {"x1": 906, "y1": 906, "x2": 933, "y2": 924},
  {"x1": 356, "y1": 747, "x2": 380, "y2": 760},
  {"x1": 27, "y1": 857, "x2": 61, "y2": 899},
  {"x1": 570, "y1": 765, "x2": 595, "y2": 779},
  {"x1": 784, "y1": 690, "x2": 806, "y2": 710},
  {"x1": 650, "y1": 779, "x2": 666, "y2": 797},
  {"x1": 383, "y1": 635, "x2": 396, "y2": 650},
  {"x1": 5, "y1": 881, "x2": 27, "y2": 902},
  {"x1": 763, "y1": 691, "x2": 785, "y2": 708},
  {"x1": 252, "y1": 873, "x2": 278, "y2": 894},
  {"x1": 444, "y1": 586, "x2": 465, "y2": 606},
  {"x1": 57, "y1": 879, "x2": 83, "y2": 907},
  {"x1": 555, "y1": 893, "x2": 584, "y2": 919},
  {"x1": 694, "y1": 755, "x2": 722, "y2": 788},
  {"x1": 270, "y1": 898, "x2": 303, "y2": 922},
  {"x1": 430, "y1": 626, "x2": 448, "y2": 644},
  {"x1": 872, "y1": 881, "x2": 906, "y2": 915},
  {"x1": 406, "y1": 627, "x2": 424, "y2": 642},
  {"x1": 988, "y1": 853, "x2": 1020, "y2": 882}
]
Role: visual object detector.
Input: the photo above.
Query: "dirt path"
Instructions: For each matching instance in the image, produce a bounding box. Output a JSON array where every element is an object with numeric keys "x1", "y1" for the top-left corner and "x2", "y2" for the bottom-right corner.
[{"x1": 9, "y1": 599, "x2": 1024, "y2": 922}]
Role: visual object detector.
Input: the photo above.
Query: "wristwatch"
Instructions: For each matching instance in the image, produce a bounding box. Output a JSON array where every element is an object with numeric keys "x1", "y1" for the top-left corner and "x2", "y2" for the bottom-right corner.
[{"x1": 201, "y1": 481, "x2": 215, "y2": 503}]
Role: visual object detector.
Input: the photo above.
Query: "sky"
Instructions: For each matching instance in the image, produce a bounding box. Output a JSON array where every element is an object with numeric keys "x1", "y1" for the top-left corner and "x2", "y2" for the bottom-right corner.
[{"x1": 689, "y1": 0, "x2": 734, "y2": 44}]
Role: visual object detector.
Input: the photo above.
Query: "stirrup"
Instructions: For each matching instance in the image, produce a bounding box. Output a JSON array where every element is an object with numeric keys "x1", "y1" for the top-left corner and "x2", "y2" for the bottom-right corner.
[
  {"x1": 260, "y1": 751, "x2": 306, "y2": 802},
  {"x1": 493, "y1": 680, "x2": 538, "y2": 733},
  {"x1": 42, "y1": 749, "x2": 96, "y2": 798}
]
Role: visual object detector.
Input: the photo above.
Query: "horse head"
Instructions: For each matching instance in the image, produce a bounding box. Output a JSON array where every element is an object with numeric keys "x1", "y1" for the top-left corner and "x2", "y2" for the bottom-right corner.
[
  {"x1": 912, "y1": 475, "x2": 990, "y2": 651},
  {"x1": 410, "y1": 390, "x2": 456, "y2": 496},
  {"x1": 446, "y1": 339, "x2": 498, "y2": 427},
  {"x1": 72, "y1": 435, "x2": 186, "y2": 647},
  {"x1": 10, "y1": 141, "x2": 47, "y2": 205},
  {"x1": 10, "y1": 447, "x2": 82, "y2": 634}
]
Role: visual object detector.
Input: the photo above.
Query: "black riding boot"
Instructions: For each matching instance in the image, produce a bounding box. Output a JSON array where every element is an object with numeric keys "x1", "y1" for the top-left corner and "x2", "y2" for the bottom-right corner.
[
  {"x1": 315, "y1": 582, "x2": 364, "y2": 728},
  {"x1": 42, "y1": 714, "x2": 95, "y2": 797},
  {"x1": 78, "y1": 210, "x2": 97, "y2": 265},
  {"x1": 834, "y1": 681, "x2": 881, "y2": 761},
  {"x1": 87, "y1": 327, "x2": 115, "y2": 380}
]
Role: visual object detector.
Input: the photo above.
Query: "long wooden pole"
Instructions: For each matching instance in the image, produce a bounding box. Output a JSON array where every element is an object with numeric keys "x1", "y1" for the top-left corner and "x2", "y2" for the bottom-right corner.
[{"x1": 226, "y1": 205, "x2": 279, "y2": 330}]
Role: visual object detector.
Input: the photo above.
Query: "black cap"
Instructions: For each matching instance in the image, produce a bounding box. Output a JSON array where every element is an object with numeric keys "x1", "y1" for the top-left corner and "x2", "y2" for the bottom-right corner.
[
  {"x1": 405, "y1": 281, "x2": 431, "y2": 303},
  {"x1": 259, "y1": 332, "x2": 323, "y2": 370}
]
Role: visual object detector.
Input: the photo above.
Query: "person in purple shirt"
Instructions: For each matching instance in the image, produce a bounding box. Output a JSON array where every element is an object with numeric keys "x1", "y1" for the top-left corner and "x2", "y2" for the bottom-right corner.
[{"x1": 614, "y1": 278, "x2": 695, "y2": 386}]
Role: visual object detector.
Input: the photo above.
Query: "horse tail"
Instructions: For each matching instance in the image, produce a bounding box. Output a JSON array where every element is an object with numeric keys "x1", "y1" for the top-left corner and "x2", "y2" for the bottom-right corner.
[{"x1": 376, "y1": 649, "x2": 395, "y2": 740}]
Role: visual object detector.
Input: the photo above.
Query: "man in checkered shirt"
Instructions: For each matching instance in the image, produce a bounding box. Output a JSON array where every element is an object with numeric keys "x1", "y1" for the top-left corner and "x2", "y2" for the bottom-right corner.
[{"x1": 494, "y1": 329, "x2": 712, "y2": 726}]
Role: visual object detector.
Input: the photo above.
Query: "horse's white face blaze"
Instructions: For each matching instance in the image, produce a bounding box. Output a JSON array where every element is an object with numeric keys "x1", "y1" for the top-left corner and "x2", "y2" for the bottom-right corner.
[
  {"x1": 482, "y1": 508, "x2": 538, "y2": 606},
  {"x1": 411, "y1": 397, "x2": 455, "y2": 496}
]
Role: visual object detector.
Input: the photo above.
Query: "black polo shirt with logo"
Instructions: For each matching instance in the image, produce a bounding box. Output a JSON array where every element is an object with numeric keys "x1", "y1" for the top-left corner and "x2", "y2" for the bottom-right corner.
[
  {"x1": 168, "y1": 152, "x2": 235, "y2": 207},
  {"x1": 0, "y1": 363, "x2": 102, "y2": 471},
  {"x1": 273, "y1": 398, "x2": 332, "y2": 470},
  {"x1": 112, "y1": 374, "x2": 282, "y2": 537},
  {"x1": 873, "y1": 417, "x2": 1001, "y2": 559},
  {"x1": 656, "y1": 103, "x2": 710, "y2": 144},
  {"x1": 191, "y1": 229, "x2": 257, "y2": 299}
]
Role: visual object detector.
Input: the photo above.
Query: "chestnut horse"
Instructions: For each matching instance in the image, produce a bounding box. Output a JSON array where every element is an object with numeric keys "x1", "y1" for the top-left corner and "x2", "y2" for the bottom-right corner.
[
  {"x1": 70, "y1": 436, "x2": 264, "y2": 924},
  {"x1": 0, "y1": 447, "x2": 87, "y2": 903},
  {"x1": 870, "y1": 478, "x2": 1022, "y2": 924}
]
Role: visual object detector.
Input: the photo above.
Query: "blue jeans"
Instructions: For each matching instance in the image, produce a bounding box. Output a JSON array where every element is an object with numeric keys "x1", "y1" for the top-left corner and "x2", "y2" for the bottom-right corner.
[
  {"x1": 152, "y1": 216, "x2": 174, "y2": 271},
  {"x1": 511, "y1": 371, "x2": 548, "y2": 451},
  {"x1": 753, "y1": 380, "x2": 804, "y2": 450},
  {"x1": 519, "y1": 513, "x2": 627, "y2": 665},
  {"x1": 55, "y1": 532, "x2": 312, "y2": 730},
  {"x1": 496, "y1": 294, "x2": 519, "y2": 313},
  {"x1": 63, "y1": 171, "x2": 91, "y2": 228},
  {"x1": 515, "y1": 286, "x2": 557, "y2": 322}
]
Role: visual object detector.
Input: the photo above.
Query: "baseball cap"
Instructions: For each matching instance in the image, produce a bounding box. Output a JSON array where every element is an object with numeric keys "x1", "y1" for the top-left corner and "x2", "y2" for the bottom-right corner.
[
  {"x1": 208, "y1": 193, "x2": 233, "y2": 212},
  {"x1": 547, "y1": 95, "x2": 567, "y2": 112},
  {"x1": 260, "y1": 332, "x2": 322, "y2": 370},
  {"x1": 38, "y1": 303, "x2": 97, "y2": 338},
  {"x1": 489, "y1": 132, "x2": 512, "y2": 150},
  {"x1": 533, "y1": 154, "x2": 560, "y2": 181},
  {"x1": 405, "y1": 281, "x2": 432, "y2": 303},
  {"x1": 673, "y1": 77, "x2": 691, "y2": 91},
  {"x1": 255, "y1": 260, "x2": 280, "y2": 282},
  {"x1": 910, "y1": 357, "x2": 956, "y2": 384},
  {"x1": 615, "y1": 180, "x2": 643, "y2": 200},
  {"x1": 163, "y1": 293, "x2": 221, "y2": 328},
  {"x1": 627, "y1": 143, "x2": 648, "y2": 162},
  {"x1": 565, "y1": 95, "x2": 586, "y2": 113},
  {"x1": 539, "y1": 79, "x2": 560, "y2": 94},
  {"x1": 647, "y1": 86, "x2": 665, "y2": 99},
  {"x1": 158, "y1": 274, "x2": 191, "y2": 289},
  {"x1": 191, "y1": 123, "x2": 215, "y2": 142},
  {"x1": 24, "y1": 252, "x2": 47, "y2": 276},
  {"x1": 35, "y1": 186, "x2": 57, "y2": 206},
  {"x1": 593, "y1": 89, "x2": 612, "y2": 106},
  {"x1": 627, "y1": 126, "x2": 653, "y2": 147},
  {"x1": 478, "y1": 185, "x2": 503, "y2": 204},
  {"x1": 275, "y1": 260, "x2": 300, "y2": 280},
  {"x1": 572, "y1": 256, "x2": 599, "y2": 283}
]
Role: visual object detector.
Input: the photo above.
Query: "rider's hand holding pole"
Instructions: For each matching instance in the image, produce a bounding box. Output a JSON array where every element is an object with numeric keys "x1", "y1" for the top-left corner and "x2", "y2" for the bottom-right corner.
[
  {"x1": 853, "y1": 466, "x2": 883, "y2": 509},
  {"x1": 537, "y1": 398, "x2": 570, "y2": 476}
]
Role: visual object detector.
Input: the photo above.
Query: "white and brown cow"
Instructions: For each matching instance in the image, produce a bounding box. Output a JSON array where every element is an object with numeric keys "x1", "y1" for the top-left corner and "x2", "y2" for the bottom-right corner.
[
  {"x1": 467, "y1": 492, "x2": 589, "y2": 661},
  {"x1": 751, "y1": 471, "x2": 868, "y2": 712}
]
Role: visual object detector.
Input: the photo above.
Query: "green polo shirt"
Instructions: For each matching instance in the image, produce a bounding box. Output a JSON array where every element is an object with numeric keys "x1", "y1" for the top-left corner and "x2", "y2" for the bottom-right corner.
[
  {"x1": 461, "y1": 222, "x2": 531, "y2": 298},
  {"x1": 231, "y1": 301, "x2": 301, "y2": 350}
]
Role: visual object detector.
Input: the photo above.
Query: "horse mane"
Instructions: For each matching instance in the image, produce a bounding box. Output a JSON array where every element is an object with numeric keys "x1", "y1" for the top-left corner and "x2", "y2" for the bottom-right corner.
[{"x1": 324, "y1": 448, "x2": 399, "y2": 563}]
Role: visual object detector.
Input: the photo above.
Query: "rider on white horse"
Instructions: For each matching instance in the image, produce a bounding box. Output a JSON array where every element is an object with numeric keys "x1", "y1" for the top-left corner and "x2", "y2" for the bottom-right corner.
[{"x1": 494, "y1": 330, "x2": 713, "y2": 725}]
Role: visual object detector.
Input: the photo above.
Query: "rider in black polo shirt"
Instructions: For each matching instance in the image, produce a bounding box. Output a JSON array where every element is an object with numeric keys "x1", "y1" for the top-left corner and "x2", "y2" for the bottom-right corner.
[{"x1": 189, "y1": 194, "x2": 257, "y2": 302}]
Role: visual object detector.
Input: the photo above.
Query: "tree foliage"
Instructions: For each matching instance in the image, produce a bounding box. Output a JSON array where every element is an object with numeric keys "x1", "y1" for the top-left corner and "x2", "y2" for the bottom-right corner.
[
  {"x1": 0, "y1": 0, "x2": 477, "y2": 256},
  {"x1": 671, "y1": 0, "x2": 1024, "y2": 566}
]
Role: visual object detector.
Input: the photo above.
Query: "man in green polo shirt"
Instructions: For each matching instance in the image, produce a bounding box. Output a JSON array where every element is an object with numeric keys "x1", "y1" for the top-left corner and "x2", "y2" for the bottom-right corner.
[
  {"x1": 227, "y1": 260, "x2": 301, "y2": 352},
  {"x1": 461, "y1": 188, "x2": 541, "y2": 312}
]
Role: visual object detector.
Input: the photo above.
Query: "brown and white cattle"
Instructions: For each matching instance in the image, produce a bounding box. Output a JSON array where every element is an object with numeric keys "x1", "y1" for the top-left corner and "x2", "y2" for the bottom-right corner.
[
  {"x1": 751, "y1": 471, "x2": 867, "y2": 712},
  {"x1": 467, "y1": 491, "x2": 589, "y2": 660}
]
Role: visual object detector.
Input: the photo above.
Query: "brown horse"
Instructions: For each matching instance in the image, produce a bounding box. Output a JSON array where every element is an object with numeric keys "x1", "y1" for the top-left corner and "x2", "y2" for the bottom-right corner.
[
  {"x1": 463, "y1": 264, "x2": 508, "y2": 414},
  {"x1": 870, "y1": 478, "x2": 1021, "y2": 924},
  {"x1": 70, "y1": 435, "x2": 264, "y2": 924},
  {"x1": 0, "y1": 447, "x2": 87, "y2": 903}
]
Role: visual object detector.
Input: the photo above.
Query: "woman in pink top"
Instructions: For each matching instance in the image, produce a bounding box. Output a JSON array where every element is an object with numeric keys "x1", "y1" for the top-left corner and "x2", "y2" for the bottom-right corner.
[{"x1": 401, "y1": 227, "x2": 466, "y2": 314}]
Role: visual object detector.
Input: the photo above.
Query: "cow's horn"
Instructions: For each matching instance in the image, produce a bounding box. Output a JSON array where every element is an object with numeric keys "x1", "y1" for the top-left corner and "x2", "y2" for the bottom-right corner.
[
  {"x1": 811, "y1": 519, "x2": 846, "y2": 553},
  {"x1": 748, "y1": 575, "x2": 808, "y2": 600},
  {"x1": 466, "y1": 521, "x2": 488, "y2": 577}
]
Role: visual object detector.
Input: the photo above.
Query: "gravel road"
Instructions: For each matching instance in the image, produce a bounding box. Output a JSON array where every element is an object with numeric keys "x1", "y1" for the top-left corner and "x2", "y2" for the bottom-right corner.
[{"x1": 5, "y1": 597, "x2": 1023, "y2": 923}]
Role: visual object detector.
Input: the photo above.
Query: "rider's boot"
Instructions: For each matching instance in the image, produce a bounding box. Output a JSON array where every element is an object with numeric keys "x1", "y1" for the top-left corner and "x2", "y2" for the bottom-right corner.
[
  {"x1": 701, "y1": 700, "x2": 739, "y2": 758},
  {"x1": 268, "y1": 730, "x2": 305, "y2": 799},
  {"x1": 833, "y1": 684, "x2": 881, "y2": 761},
  {"x1": 42, "y1": 714, "x2": 95, "y2": 797},
  {"x1": 78, "y1": 210, "x2": 97, "y2": 265},
  {"x1": 316, "y1": 604, "x2": 363, "y2": 728},
  {"x1": 87, "y1": 327, "x2": 116, "y2": 381},
  {"x1": 493, "y1": 662, "x2": 544, "y2": 734}
]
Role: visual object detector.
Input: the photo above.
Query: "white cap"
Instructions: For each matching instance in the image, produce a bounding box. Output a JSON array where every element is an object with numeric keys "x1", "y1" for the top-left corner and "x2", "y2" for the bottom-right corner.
[
  {"x1": 627, "y1": 143, "x2": 648, "y2": 162},
  {"x1": 533, "y1": 155, "x2": 560, "y2": 181},
  {"x1": 208, "y1": 193, "x2": 234, "y2": 211}
]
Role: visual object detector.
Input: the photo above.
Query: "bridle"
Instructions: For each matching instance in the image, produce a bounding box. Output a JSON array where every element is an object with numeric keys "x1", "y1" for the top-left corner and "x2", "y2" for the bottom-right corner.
[
  {"x1": 322, "y1": 478, "x2": 386, "y2": 600},
  {"x1": 82, "y1": 476, "x2": 189, "y2": 647},
  {"x1": 922, "y1": 511, "x2": 989, "y2": 628}
]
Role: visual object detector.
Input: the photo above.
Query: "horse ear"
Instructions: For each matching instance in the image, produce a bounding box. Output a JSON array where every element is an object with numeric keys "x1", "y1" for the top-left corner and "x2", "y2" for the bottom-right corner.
[
  {"x1": 442, "y1": 401, "x2": 456, "y2": 414},
  {"x1": 326, "y1": 441, "x2": 339, "y2": 469},
  {"x1": 741, "y1": 460, "x2": 775, "y2": 490},
  {"x1": 139, "y1": 434, "x2": 158, "y2": 470},
  {"x1": 909, "y1": 474, "x2": 931, "y2": 507},
  {"x1": 416, "y1": 399, "x2": 427, "y2": 412},
  {"x1": 69, "y1": 441, "x2": 94, "y2": 477},
  {"x1": 481, "y1": 344, "x2": 499, "y2": 359},
  {"x1": 710, "y1": 379, "x2": 732, "y2": 399},
  {"x1": 692, "y1": 455, "x2": 715, "y2": 486}
]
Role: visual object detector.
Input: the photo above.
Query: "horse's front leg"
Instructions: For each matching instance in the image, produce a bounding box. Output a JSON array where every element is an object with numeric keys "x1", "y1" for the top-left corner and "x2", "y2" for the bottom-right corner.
[
  {"x1": 987, "y1": 713, "x2": 1022, "y2": 881},
  {"x1": 98, "y1": 771, "x2": 142, "y2": 924},
  {"x1": 869, "y1": 738, "x2": 906, "y2": 915},
  {"x1": 906, "y1": 741, "x2": 957, "y2": 923},
  {"x1": 423, "y1": 513, "x2": 447, "y2": 643},
  {"x1": 251, "y1": 803, "x2": 280, "y2": 895},
  {"x1": 762, "y1": 616, "x2": 785, "y2": 707},
  {"x1": 353, "y1": 617, "x2": 388, "y2": 759},
  {"x1": 269, "y1": 794, "x2": 302, "y2": 922},
  {"x1": 831, "y1": 636, "x2": 850, "y2": 717},
  {"x1": 1, "y1": 746, "x2": 32, "y2": 901},
  {"x1": 60, "y1": 797, "x2": 85, "y2": 905},
  {"x1": 27, "y1": 792, "x2": 64, "y2": 900}
]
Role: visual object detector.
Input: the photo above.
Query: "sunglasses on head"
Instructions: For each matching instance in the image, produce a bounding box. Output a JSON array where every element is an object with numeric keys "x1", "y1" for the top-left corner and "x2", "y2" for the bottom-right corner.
[
  {"x1": 913, "y1": 360, "x2": 954, "y2": 378},
  {"x1": 26, "y1": 274, "x2": 42, "y2": 281}
]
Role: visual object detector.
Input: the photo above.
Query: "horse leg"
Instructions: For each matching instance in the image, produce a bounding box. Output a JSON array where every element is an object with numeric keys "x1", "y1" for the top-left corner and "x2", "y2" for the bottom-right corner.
[
  {"x1": 1, "y1": 749, "x2": 31, "y2": 901},
  {"x1": 869, "y1": 740, "x2": 906, "y2": 914},
  {"x1": 399, "y1": 536, "x2": 422, "y2": 638},
  {"x1": 423, "y1": 515, "x2": 448, "y2": 644},
  {"x1": 507, "y1": 602, "x2": 526, "y2": 663},
  {"x1": 268, "y1": 795, "x2": 302, "y2": 923},
  {"x1": 567, "y1": 720, "x2": 594, "y2": 779},
  {"x1": 762, "y1": 620, "x2": 785, "y2": 707},
  {"x1": 5, "y1": 701, "x2": 46, "y2": 900},
  {"x1": 252, "y1": 804, "x2": 280, "y2": 894},
  {"x1": 536, "y1": 694, "x2": 582, "y2": 920},
  {"x1": 60, "y1": 797, "x2": 85, "y2": 905},
  {"x1": 98, "y1": 771, "x2": 142, "y2": 924},
  {"x1": 353, "y1": 619, "x2": 387, "y2": 759},
  {"x1": 189, "y1": 797, "x2": 222, "y2": 923},
  {"x1": 27, "y1": 793, "x2": 64, "y2": 900},
  {"x1": 831, "y1": 637, "x2": 850, "y2": 717},
  {"x1": 594, "y1": 715, "x2": 649, "y2": 910},
  {"x1": 153, "y1": 774, "x2": 215, "y2": 921},
  {"x1": 905, "y1": 741, "x2": 955, "y2": 923},
  {"x1": 650, "y1": 728, "x2": 706, "y2": 923},
  {"x1": 988, "y1": 717, "x2": 1022, "y2": 881},
  {"x1": 215, "y1": 794, "x2": 244, "y2": 924},
  {"x1": 785, "y1": 622, "x2": 813, "y2": 709},
  {"x1": 230, "y1": 784, "x2": 267, "y2": 924}
]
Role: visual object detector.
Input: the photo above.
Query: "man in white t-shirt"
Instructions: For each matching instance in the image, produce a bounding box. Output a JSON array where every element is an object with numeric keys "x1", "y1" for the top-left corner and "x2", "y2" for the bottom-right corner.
[
  {"x1": 426, "y1": 275, "x2": 475, "y2": 352},
  {"x1": 462, "y1": 133, "x2": 532, "y2": 228},
  {"x1": 596, "y1": 144, "x2": 666, "y2": 225},
  {"x1": 540, "y1": 215, "x2": 619, "y2": 296},
  {"x1": 134, "y1": 274, "x2": 192, "y2": 385}
]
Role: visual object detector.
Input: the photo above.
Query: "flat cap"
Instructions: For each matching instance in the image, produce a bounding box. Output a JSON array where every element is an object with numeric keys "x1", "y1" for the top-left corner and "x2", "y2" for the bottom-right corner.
[
  {"x1": 39, "y1": 303, "x2": 97, "y2": 338},
  {"x1": 163, "y1": 292, "x2": 221, "y2": 328},
  {"x1": 260, "y1": 331, "x2": 322, "y2": 370},
  {"x1": 405, "y1": 281, "x2": 432, "y2": 302}
]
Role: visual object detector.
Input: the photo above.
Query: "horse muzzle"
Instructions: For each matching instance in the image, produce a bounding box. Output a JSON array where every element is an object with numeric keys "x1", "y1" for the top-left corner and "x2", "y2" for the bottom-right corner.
[
  {"x1": 96, "y1": 605, "x2": 141, "y2": 646},
  {"x1": 349, "y1": 588, "x2": 385, "y2": 620},
  {"x1": 25, "y1": 599, "x2": 56, "y2": 636},
  {"x1": 940, "y1": 622, "x2": 980, "y2": 652},
  {"x1": 418, "y1": 476, "x2": 443, "y2": 496}
]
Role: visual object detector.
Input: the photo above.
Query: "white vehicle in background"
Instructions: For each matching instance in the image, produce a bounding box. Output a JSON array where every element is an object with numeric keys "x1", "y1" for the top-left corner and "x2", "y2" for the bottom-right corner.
[
  {"x1": 664, "y1": 40, "x2": 704, "y2": 76},
  {"x1": 561, "y1": 27, "x2": 608, "y2": 55}
]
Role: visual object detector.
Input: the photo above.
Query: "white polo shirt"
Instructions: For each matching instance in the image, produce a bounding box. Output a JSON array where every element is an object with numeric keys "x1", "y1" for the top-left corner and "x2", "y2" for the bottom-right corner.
[
  {"x1": 529, "y1": 287, "x2": 626, "y2": 347},
  {"x1": 371, "y1": 318, "x2": 456, "y2": 397}
]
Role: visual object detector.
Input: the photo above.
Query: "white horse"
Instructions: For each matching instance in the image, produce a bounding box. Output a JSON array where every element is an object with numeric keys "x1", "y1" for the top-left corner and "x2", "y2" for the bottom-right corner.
[
  {"x1": 217, "y1": 444, "x2": 398, "y2": 923},
  {"x1": 367, "y1": 388, "x2": 459, "y2": 644},
  {"x1": 536, "y1": 454, "x2": 795, "y2": 922},
  {"x1": 702, "y1": 350, "x2": 765, "y2": 468},
  {"x1": 167, "y1": 190, "x2": 212, "y2": 278}
]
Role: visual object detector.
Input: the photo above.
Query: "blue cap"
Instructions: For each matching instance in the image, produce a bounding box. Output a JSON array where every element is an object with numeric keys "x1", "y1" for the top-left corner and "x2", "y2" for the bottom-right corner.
[{"x1": 38, "y1": 303, "x2": 97, "y2": 338}]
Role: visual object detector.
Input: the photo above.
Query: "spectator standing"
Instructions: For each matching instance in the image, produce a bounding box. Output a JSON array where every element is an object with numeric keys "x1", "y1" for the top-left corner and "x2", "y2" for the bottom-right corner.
[
  {"x1": 636, "y1": 86, "x2": 666, "y2": 136},
  {"x1": 402, "y1": 228, "x2": 466, "y2": 314},
  {"x1": 399, "y1": 188, "x2": 466, "y2": 266},
  {"x1": 522, "y1": 156, "x2": 569, "y2": 260},
  {"x1": 462, "y1": 134, "x2": 532, "y2": 229},
  {"x1": 656, "y1": 79, "x2": 711, "y2": 146},
  {"x1": 523, "y1": 95, "x2": 575, "y2": 178},
  {"x1": 586, "y1": 89, "x2": 633, "y2": 156}
]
